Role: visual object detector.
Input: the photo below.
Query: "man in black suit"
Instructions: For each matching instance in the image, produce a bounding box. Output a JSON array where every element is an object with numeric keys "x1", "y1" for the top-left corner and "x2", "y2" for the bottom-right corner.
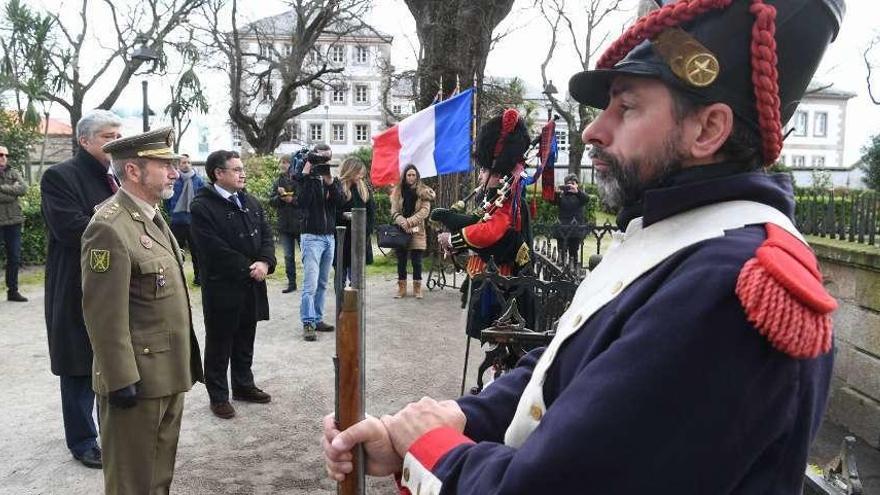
[
  {"x1": 190, "y1": 150, "x2": 276, "y2": 419},
  {"x1": 41, "y1": 109, "x2": 123, "y2": 468}
]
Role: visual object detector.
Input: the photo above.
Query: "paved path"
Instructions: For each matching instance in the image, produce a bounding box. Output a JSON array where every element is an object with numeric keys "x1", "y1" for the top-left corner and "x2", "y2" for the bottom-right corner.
[
  {"x1": 1, "y1": 272, "x2": 877, "y2": 494},
  {"x1": 0, "y1": 274, "x2": 478, "y2": 494}
]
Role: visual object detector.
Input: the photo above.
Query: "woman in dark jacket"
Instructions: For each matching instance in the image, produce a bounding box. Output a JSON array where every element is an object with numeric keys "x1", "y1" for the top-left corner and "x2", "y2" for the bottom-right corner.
[
  {"x1": 336, "y1": 157, "x2": 375, "y2": 283},
  {"x1": 553, "y1": 174, "x2": 589, "y2": 263}
]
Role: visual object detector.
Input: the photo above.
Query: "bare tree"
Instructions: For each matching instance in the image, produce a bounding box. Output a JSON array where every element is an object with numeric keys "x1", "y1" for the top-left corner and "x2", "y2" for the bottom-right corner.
[
  {"x1": 201, "y1": 0, "x2": 379, "y2": 155},
  {"x1": 538, "y1": 0, "x2": 625, "y2": 180},
  {"x1": 2, "y1": 0, "x2": 207, "y2": 151},
  {"x1": 865, "y1": 35, "x2": 880, "y2": 105}
]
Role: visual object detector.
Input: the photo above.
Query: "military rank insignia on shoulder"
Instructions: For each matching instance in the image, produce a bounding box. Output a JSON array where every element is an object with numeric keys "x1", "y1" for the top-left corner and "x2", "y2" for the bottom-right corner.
[
  {"x1": 735, "y1": 224, "x2": 837, "y2": 359},
  {"x1": 89, "y1": 249, "x2": 111, "y2": 273},
  {"x1": 94, "y1": 201, "x2": 121, "y2": 220}
]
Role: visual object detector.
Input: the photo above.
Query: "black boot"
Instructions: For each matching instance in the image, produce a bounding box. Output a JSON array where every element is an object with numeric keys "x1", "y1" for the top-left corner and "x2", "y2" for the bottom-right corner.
[{"x1": 7, "y1": 290, "x2": 27, "y2": 302}]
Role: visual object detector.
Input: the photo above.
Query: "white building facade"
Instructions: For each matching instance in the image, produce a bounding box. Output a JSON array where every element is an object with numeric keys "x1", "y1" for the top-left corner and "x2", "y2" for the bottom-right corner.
[{"x1": 778, "y1": 86, "x2": 862, "y2": 188}]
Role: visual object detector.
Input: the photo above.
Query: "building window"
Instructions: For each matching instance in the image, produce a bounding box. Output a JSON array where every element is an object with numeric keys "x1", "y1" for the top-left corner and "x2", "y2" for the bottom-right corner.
[
  {"x1": 792, "y1": 155, "x2": 805, "y2": 168},
  {"x1": 330, "y1": 45, "x2": 345, "y2": 64},
  {"x1": 198, "y1": 126, "x2": 209, "y2": 153},
  {"x1": 283, "y1": 43, "x2": 293, "y2": 56},
  {"x1": 555, "y1": 130, "x2": 569, "y2": 152},
  {"x1": 355, "y1": 46, "x2": 369, "y2": 64},
  {"x1": 331, "y1": 87, "x2": 346, "y2": 104},
  {"x1": 354, "y1": 84, "x2": 369, "y2": 105},
  {"x1": 332, "y1": 123, "x2": 346, "y2": 143},
  {"x1": 231, "y1": 126, "x2": 242, "y2": 148},
  {"x1": 392, "y1": 104, "x2": 402, "y2": 115},
  {"x1": 792, "y1": 111, "x2": 807, "y2": 137},
  {"x1": 259, "y1": 43, "x2": 272, "y2": 59},
  {"x1": 281, "y1": 120, "x2": 299, "y2": 142},
  {"x1": 354, "y1": 123, "x2": 370, "y2": 143},
  {"x1": 814, "y1": 112, "x2": 828, "y2": 137},
  {"x1": 779, "y1": 154, "x2": 787, "y2": 166},
  {"x1": 309, "y1": 123, "x2": 324, "y2": 143},
  {"x1": 310, "y1": 86, "x2": 323, "y2": 104},
  {"x1": 812, "y1": 155, "x2": 826, "y2": 168}
]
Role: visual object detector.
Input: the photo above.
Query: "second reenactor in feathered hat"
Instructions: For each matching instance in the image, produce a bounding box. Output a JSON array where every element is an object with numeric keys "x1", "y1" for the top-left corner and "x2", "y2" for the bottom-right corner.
[
  {"x1": 432, "y1": 109, "x2": 533, "y2": 338},
  {"x1": 322, "y1": 1, "x2": 844, "y2": 492}
]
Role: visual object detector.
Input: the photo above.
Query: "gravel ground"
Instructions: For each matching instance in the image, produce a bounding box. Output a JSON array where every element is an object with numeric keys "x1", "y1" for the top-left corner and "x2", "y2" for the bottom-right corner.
[
  {"x1": 1, "y1": 269, "x2": 876, "y2": 494},
  {"x1": 0, "y1": 273, "x2": 479, "y2": 495}
]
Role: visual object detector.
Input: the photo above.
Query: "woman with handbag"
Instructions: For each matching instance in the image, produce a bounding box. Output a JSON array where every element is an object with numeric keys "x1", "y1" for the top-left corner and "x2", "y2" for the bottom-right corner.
[
  {"x1": 389, "y1": 164, "x2": 435, "y2": 298},
  {"x1": 337, "y1": 157, "x2": 375, "y2": 283}
]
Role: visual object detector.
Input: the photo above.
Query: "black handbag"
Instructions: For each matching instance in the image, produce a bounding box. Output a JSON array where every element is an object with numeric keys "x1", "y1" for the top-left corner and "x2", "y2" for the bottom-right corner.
[{"x1": 376, "y1": 224, "x2": 412, "y2": 249}]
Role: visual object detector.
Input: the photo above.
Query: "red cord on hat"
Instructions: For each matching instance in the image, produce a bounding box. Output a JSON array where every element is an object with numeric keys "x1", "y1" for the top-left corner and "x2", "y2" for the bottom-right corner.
[
  {"x1": 596, "y1": 0, "x2": 782, "y2": 165},
  {"x1": 494, "y1": 109, "x2": 520, "y2": 158}
]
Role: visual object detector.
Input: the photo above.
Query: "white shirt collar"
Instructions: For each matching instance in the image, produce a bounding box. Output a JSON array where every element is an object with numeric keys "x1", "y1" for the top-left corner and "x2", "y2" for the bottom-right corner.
[{"x1": 213, "y1": 183, "x2": 237, "y2": 200}]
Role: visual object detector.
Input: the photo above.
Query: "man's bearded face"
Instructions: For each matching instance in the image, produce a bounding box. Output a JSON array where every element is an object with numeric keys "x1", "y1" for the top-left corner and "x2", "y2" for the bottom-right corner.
[{"x1": 590, "y1": 128, "x2": 686, "y2": 210}]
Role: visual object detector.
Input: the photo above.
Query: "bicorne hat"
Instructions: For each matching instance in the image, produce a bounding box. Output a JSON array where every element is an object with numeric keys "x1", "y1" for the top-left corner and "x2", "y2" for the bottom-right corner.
[{"x1": 569, "y1": 0, "x2": 844, "y2": 165}]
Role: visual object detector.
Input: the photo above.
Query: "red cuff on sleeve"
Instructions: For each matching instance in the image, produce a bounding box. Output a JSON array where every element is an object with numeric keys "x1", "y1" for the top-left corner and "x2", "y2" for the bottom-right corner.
[{"x1": 409, "y1": 427, "x2": 475, "y2": 471}]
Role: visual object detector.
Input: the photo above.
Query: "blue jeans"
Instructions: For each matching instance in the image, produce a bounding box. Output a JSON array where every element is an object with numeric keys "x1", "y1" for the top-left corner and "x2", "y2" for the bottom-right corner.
[
  {"x1": 278, "y1": 232, "x2": 299, "y2": 287},
  {"x1": 300, "y1": 233, "x2": 334, "y2": 325},
  {"x1": 1, "y1": 223, "x2": 22, "y2": 292}
]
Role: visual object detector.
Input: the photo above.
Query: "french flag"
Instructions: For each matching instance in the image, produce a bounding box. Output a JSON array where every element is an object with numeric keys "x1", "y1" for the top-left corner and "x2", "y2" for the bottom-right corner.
[{"x1": 371, "y1": 89, "x2": 473, "y2": 186}]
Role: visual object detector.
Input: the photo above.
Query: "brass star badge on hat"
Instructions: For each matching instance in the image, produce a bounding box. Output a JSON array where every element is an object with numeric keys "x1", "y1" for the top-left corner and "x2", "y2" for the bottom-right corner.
[{"x1": 652, "y1": 28, "x2": 719, "y2": 88}]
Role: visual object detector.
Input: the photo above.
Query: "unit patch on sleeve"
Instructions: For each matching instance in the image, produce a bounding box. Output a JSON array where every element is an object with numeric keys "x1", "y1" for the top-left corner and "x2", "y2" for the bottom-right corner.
[{"x1": 89, "y1": 249, "x2": 111, "y2": 273}]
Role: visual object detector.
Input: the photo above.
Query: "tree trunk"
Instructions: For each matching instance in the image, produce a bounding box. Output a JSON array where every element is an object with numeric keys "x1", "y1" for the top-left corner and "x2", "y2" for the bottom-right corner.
[{"x1": 404, "y1": 0, "x2": 515, "y2": 208}]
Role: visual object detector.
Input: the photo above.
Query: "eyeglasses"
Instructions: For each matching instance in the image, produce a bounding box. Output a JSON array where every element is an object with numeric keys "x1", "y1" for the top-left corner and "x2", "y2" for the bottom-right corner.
[
  {"x1": 220, "y1": 167, "x2": 246, "y2": 175},
  {"x1": 0, "y1": 153, "x2": 8, "y2": 157}
]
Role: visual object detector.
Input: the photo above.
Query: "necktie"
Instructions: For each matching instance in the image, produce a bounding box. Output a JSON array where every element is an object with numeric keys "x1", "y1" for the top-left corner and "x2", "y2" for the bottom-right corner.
[
  {"x1": 105, "y1": 173, "x2": 119, "y2": 193},
  {"x1": 230, "y1": 193, "x2": 243, "y2": 210}
]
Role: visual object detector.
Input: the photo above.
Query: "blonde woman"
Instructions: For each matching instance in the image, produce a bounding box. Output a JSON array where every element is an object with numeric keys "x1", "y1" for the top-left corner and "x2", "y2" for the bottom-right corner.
[
  {"x1": 336, "y1": 157, "x2": 375, "y2": 283},
  {"x1": 389, "y1": 164, "x2": 435, "y2": 298}
]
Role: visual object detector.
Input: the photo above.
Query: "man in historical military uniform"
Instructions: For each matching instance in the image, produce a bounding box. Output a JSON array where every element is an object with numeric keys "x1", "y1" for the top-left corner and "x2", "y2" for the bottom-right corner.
[
  {"x1": 432, "y1": 109, "x2": 532, "y2": 338},
  {"x1": 81, "y1": 127, "x2": 203, "y2": 494},
  {"x1": 41, "y1": 109, "x2": 123, "y2": 468},
  {"x1": 190, "y1": 149, "x2": 276, "y2": 419},
  {"x1": 323, "y1": 0, "x2": 843, "y2": 493}
]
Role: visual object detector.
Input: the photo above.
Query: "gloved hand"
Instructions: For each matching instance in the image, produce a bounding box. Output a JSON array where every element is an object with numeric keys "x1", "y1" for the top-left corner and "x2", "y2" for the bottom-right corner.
[{"x1": 108, "y1": 384, "x2": 138, "y2": 409}]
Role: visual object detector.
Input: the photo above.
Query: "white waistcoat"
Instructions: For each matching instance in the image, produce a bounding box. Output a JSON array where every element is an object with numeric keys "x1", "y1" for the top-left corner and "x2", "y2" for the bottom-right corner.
[{"x1": 503, "y1": 200, "x2": 804, "y2": 448}]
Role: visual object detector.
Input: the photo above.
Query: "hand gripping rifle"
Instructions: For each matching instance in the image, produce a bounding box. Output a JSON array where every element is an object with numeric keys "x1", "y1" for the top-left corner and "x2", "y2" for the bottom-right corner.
[{"x1": 334, "y1": 208, "x2": 367, "y2": 495}]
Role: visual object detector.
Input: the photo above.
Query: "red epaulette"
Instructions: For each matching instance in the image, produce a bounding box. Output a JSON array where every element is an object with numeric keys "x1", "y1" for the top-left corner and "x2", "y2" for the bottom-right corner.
[{"x1": 735, "y1": 224, "x2": 837, "y2": 359}]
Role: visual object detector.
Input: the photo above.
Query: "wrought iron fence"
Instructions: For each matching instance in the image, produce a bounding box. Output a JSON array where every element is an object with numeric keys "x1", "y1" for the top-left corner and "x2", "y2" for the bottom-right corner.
[{"x1": 795, "y1": 190, "x2": 879, "y2": 246}]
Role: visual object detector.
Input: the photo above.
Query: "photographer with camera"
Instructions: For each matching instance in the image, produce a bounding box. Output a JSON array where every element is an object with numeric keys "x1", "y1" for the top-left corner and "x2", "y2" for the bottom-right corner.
[
  {"x1": 293, "y1": 143, "x2": 343, "y2": 342},
  {"x1": 552, "y1": 174, "x2": 589, "y2": 263}
]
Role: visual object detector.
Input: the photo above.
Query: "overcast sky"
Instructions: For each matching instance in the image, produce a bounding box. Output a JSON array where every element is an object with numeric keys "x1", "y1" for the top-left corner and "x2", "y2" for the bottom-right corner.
[{"x1": 28, "y1": 0, "x2": 880, "y2": 164}]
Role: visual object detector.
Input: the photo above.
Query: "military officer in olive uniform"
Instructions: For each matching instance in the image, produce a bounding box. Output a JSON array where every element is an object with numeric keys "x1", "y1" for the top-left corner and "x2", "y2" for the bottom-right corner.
[{"x1": 81, "y1": 127, "x2": 203, "y2": 495}]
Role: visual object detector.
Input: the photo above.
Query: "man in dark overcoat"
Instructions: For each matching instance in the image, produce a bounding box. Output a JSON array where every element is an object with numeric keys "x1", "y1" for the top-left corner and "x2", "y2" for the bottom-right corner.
[
  {"x1": 40, "y1": 109, "x2": 122, "y2": 468},
  {"x1": 190, "y1": 149, "x2": 276, "y2": 419}
]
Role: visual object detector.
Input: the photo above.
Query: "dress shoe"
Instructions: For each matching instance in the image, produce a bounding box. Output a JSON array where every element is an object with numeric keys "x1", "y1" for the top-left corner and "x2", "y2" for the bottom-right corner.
[
  {"x1": 282, "y1": 285, "x2": 296, "y2": 293},
  {"x1": 210, "y1": 401, "x2": 236, "y2": 419},
  {"x1": 7, "y1": 290, "x2": 27, "y2": 302},
  {"x1": 303, "y1": 323, "x2": 317, "y2": 341},
  {"x1": 73, "y1": 446, "x2": 102, "y2": 469},
  {"x1": 232, "y1": 386, "x2": 271, "y2": 404},
  {"x1": 193, "y1": 277, "x2": 201, "y2": 287},
  {"x1": 315, "y1": 321, "x2": 335, "y2": 332}
]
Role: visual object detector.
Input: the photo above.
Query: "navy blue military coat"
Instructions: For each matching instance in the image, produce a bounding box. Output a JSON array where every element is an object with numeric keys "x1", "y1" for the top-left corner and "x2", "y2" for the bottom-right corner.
[{"x1": 400, "y1": 170, "x2": 834, "y2": 494}]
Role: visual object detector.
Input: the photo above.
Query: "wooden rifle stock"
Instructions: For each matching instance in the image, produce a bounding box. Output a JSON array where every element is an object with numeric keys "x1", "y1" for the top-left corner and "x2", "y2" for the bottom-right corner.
[{"x1": 335, "y1": 208, "x2": 367, "y2": 495}]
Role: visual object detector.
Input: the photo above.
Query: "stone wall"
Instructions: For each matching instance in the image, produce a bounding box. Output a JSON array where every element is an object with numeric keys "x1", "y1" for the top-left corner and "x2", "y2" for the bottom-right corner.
[{"x1": 813, "y1": 237, "x2": 880, "y2": 448}]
